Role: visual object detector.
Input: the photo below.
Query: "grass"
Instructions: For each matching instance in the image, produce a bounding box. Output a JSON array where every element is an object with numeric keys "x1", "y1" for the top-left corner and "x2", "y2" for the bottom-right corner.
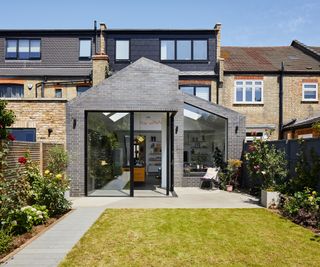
[{"x1": 59, "y1": 209, "x2": 320, "y2": 267}]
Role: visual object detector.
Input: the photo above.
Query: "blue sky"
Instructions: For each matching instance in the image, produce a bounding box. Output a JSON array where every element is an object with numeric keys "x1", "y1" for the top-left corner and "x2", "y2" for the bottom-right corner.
[{"x1": 1, "y1": 0, "x2": 319, "y2": 46}]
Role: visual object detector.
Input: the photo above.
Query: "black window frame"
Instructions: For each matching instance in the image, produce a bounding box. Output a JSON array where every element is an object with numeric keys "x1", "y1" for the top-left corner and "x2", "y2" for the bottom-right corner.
[
  {"x1": 180, "y1": 85, "x2": 211, "y2": 101},
  {"x1": 5, "y1": 38, "x2": 41, "y2": 60},
  {"x1": 115, "y1": 39, "x2": 131, "y2": 62},
  {"x1": 79, "y1": 38, "x2": 92, "y2": 61},
  {"x1": 160, "y1": 39, "x2": 208, "y2": 62},
  {"x1": 8, "y1": 128, "x2": 36, "y2": 142}
]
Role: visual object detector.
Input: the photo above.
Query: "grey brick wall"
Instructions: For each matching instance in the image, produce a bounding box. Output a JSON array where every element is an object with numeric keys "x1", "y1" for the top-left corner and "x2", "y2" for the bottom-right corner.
[{"x1": 67, "y1": 57, "x2": 245, "y2": 196}]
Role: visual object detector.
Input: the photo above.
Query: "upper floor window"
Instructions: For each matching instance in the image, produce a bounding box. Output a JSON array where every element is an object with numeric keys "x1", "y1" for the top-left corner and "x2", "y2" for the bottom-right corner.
[
  {"x1": 77, "y1": 86, "x2": 90, "y2": 96},
  {"x1": 115, "y1": 40, "x2": 130, "y2": 61},
  {"x1": 160, "y1": 39, "x2": 208, "y2": 61},
  {"x1": 6, "y1": 39, "x2": 41, "y2": 60},
  {"x1": 180, "y1": 85, "x2": 210, "y2": 101},
  {"x1": 79, "y1": 39, "x2": 92, "y2": 60},
  {"x1": 302, "y1": 83, "x2": 318, "y2": 101},
  {"x1": 0, "y1": 84, "x2": 24, "y2": 98},
  {"x1": 234, "y1": 80, "x2": 263, "y2": 104}
]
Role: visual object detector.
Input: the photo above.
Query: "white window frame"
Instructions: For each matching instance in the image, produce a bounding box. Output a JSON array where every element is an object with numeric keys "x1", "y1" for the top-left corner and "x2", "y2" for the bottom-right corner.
[
  {"x1": 302, "y1": 83, "x2": 318, "y2": 101},
  {"x1": 234, "y1": 80, "x2": 264, "y2": 104},
  {"x1": 115, "y1": 40, "x2": 130, "y2": 61}
]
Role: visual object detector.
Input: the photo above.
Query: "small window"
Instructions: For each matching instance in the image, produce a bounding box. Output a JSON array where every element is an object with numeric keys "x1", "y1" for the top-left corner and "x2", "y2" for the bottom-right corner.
[
  {"x1": 116, "y1": 40, "x2": 130, "y2": 61},
  {"x1": 160, "y1": 40, "x2": 175, "y2": 60},
  {"x1": 234, "y1": 80, "x2": 263, "y2": 104},
  {"x1": 180, "y1": 86, "x2": 210, "y2": 101},
  {"x1": 77, "y1": 86, "x2": 90, "y2": 96},
  {"x1": 0, "y1": 84, "x2": 24, "y2": 98},
  {"x1": 79, "y1": 39, "x2": 91, "y2": 59},
  {"x1": 8, "y1": 128, "x2": 36, "y2": 142},
  {"x1": 302, "y1": 83, "x2": 318, "y2": 101},
  {"x1": 55, "y1": 89, "x2": 62, "y2": 98},
  {"x1": 193, "y1": 40, "x2": 207, "y2": 60},
  {"x1": 6, "y1": 39, "x2": 41, "y2": 60},
  {"x1": 177, "y1": 40, "x2": 191, "y2": 60}
]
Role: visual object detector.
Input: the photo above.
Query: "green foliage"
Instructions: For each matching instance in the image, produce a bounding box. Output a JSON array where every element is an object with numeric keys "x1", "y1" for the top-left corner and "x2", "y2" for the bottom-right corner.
[
  {"x1": 286, "y1": 140, "x2": 320, "y2": 194},
  {"x1": 47, "y1": 145, "x2": 68, "y2": 175},
  {"x1": 32, "y1": 172, "x2": 71, "y2": 217},
  {"x1": 3, "y1": 205, "x2": 49, "y2": 235},
  {"x1": 281, "y1": 188, "x2": 320, "y2": 229},
  {"x1": 0, "y1": 100, "x2": 15, "y2": 140},
  {"x1": 245, "y1": 139, "x2": 288, "y2": 191},
  {"x1": 0, "y1": 230, "x2": 12, "y2": 255},
  {"x1": 219, "y1": 159, "x2": 242, "y2": 189},
  {"x1": 312, "y1": 121, "x2": 320, "y2": 136}
]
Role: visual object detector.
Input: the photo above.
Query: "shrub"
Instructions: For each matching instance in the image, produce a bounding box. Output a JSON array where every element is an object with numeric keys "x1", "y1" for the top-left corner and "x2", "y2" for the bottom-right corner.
[
  {"x1": 219, "y1": 159, "x2": 242, "y2": 190},
  {"x1": 2, "y1": 205, "x2": 49, "y2": 235},
  {"x1": 245, "y1": 137, "x2": 288, "y2": 191},
  {"x1": 47, "y1": 145, "x2": 68, "y2": 175},
  {"x1": 281, "y1": 188, "x2": 320, "y2": 229},
  {"x1": 32, "y1": 171, "x2": 71, "y2": 217},
  {"x1": 0, "y1": 230, "x2": 12, "y2": 255}
]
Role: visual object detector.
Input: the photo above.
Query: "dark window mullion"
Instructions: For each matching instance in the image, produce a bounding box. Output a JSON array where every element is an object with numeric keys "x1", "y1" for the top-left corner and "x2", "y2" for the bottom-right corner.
[{"x1": 191, "y1": 40, "x2": 194, "y2": 60}]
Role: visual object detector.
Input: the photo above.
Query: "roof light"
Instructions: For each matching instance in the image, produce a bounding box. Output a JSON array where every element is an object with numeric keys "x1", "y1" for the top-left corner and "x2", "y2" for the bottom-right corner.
[
  {"x1": 109, "y1": 112, "x2": 129, "y2": 122},
  {"x1": 184, "y1": 109, "x2": 201, "y2": 120}
]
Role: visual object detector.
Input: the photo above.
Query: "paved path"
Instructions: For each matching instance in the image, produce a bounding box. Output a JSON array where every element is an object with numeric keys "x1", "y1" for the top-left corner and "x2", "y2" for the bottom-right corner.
[
  {"x1": 2, "y1": 188, "x2": 261, "y2": 267},
  {"x1": 1, "y1": 207, "x2": 105, "y2": 267}
]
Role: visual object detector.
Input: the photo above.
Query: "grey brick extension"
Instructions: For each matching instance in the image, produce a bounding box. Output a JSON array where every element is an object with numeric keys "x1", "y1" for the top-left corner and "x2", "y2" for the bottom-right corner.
[{"x1": 66, "y1": 57, "x2": 245, "y2": 196}]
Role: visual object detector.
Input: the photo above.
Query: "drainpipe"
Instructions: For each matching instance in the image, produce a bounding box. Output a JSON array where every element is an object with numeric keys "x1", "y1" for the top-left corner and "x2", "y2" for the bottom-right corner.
[
  {"x1": 279, "y1": 62, "x2": 284, "y2": 139},
  {"x1": 94, "y1": 20, "x2": 97, "y2": 55}
]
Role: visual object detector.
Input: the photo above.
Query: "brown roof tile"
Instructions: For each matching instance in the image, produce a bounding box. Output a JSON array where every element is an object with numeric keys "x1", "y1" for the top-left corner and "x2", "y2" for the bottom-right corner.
[{"x1": 222, "y1": 46, "x2": 320, "y2": 72}]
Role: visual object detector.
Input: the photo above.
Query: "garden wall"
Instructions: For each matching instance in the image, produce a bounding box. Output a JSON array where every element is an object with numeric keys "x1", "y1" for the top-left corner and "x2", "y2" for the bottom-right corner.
[
  {"x1": 241, "y1": 138, "x2": 320, "y2": 190},
  {"x1": 2, "y1": 141, "x2": 64, "y2": 178}
]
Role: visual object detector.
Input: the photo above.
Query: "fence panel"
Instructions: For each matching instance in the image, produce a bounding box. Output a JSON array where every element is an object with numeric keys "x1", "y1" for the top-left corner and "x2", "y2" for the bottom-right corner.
[{"x1": 242, "y1": 138, "x2": 320, "y2": 190}]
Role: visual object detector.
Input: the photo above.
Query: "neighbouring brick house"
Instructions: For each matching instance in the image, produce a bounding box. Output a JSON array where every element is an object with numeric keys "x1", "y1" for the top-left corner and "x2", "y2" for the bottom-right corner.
[
  {"x1": 0, "y1": 22, "x2": 319, "y2": 196},
  {"x1": 219, "y1": 40, "x2": 320, "y2": 141}
]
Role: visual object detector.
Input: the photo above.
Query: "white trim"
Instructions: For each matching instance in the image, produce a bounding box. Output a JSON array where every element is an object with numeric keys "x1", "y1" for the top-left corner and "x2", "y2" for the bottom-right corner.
[
  {"x1": 302, "y1": 82, "x2": 318, "y2": 101},
  {"x1": 233, "y1": 80, "x2": 264, "y2": 104}
]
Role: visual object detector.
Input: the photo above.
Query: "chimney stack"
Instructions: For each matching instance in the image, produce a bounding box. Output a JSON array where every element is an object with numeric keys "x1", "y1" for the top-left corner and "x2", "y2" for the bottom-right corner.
[{"x1": 99, "y1": 23, "x2": 107, "y2": 55}]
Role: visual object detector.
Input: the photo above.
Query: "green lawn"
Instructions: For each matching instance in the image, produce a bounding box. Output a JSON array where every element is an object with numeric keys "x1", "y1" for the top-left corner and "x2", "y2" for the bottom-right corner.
[{"x1": 59, "y1": 209, "x2": 320, "y2": 267}]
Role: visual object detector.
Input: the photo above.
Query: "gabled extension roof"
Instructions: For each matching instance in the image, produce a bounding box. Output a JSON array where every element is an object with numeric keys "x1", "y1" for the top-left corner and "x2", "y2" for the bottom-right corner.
[{"x1": 222, "y1": 40, "x2": 320, "y2": 73}]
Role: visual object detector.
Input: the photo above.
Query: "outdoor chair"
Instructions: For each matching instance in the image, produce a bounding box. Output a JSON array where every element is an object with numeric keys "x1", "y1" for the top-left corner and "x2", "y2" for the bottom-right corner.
[{"x1": 200, "y1": 167, "x2": 220, "y2": 189}]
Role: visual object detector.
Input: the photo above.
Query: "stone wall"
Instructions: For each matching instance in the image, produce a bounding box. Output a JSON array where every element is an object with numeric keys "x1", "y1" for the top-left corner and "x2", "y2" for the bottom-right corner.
[{"x1": 7, "y1": 100, "x2": 67, "y2": 143}]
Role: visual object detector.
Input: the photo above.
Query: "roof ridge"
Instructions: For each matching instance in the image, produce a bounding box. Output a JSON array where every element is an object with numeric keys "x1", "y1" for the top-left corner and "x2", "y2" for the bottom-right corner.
[{"x1": 291, "y1": 40, "x2": 320, "y2": 61}]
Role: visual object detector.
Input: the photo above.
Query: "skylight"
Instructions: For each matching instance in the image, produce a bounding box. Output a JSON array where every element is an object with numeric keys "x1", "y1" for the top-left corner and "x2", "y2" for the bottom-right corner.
[
  {"x1": 109, "y1": 112, "x2": 129, "y2": 122},
  {"x1": 184, "y1": 109, "x2": 201, "y2": 120}
]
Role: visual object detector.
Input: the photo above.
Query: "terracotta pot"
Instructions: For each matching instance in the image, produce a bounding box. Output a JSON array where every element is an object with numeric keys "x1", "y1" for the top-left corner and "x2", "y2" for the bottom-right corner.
[{"x1": 226, "y1": 185, "x2": 233, "y2": 192}]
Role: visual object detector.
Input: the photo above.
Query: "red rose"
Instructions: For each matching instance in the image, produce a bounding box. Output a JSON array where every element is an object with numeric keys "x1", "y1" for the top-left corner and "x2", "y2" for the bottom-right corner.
[
  {"x1": 18, "y1": 157, "x2": 27, "y2": 164},
  {"x1": 8, "y1": 133, "x2": 16, "y2": 141},
  {"x1": 248, "y1": 145, "x2": 256, "y2": 152}
]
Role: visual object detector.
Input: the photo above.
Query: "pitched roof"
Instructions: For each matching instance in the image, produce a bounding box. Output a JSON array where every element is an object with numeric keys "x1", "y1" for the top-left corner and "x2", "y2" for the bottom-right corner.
[
  {"x1": 283, "y1": 114, "x2": 320, "y2": 130},
  {"x1": 222, "y1": 44, "x2": 320, "y2": 72}
]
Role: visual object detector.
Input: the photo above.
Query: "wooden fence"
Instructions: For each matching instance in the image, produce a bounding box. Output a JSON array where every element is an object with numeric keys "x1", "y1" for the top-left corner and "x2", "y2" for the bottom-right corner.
[{"x1": 3, "y1": 141, "x2": 64, "y2": 178}]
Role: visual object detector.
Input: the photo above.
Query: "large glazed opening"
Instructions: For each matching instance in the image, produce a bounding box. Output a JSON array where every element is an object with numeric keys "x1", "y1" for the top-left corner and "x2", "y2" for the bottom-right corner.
[
  {"x1": 86, "y1": 111, "x2": 174, "y2": 197},
  {"x1": 183, "y1": 103, "x2": 227, "y2": 177}
]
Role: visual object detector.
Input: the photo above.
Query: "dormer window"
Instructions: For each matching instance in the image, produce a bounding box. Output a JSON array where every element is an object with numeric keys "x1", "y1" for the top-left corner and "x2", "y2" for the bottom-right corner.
[
  {"x1": 79, "y1": 39, "x2": 92, "y2": 60},
  {"x1": 160, "y1": 39, "x2": 208, "y2": 61},
  {"x1": 6, "y1": 39, "x2": 41, "y2": 60}
]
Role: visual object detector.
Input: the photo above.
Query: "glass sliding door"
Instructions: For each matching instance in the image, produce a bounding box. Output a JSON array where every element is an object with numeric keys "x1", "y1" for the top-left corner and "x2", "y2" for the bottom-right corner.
[{"x1": 86, "y1": 112, "x2": 131, "y2": 196}]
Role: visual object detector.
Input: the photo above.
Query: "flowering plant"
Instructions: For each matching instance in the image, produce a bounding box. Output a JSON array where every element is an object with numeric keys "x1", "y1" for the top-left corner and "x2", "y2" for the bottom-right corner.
[
  {"x1": 18, "y1": 156, "x2": 27, "y2": 164},
  {"x1": 219, "y1": 159, "x2": 242, "y2": 189},
  {"x1": 245, "y1": 138, "x2": 288, "y2": 191}
]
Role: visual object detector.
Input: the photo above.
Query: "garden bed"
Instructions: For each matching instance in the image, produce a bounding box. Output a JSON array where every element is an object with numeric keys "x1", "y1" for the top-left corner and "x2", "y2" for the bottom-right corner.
[{"x1": 0, "y1": 210, "x2": 72, "y2": 262}]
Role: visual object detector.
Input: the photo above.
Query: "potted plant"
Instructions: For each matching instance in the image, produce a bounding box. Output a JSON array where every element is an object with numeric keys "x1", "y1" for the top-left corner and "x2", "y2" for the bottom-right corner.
[
  {"x1": 245, "y1": 134, "x2": 288, "y2": 208},
  {"x1": 220, "y1": 159, "x2": 242, "y2": 192}
]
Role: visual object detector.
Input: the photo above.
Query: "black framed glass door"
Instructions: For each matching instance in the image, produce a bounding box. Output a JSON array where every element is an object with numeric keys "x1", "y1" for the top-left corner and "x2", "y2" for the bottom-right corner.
[{"x1": 86, "y1": 111, "x2": 174, "y2": 197}]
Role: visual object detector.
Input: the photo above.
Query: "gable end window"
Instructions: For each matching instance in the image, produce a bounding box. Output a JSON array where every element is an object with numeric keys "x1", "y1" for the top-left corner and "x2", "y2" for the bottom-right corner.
[
  {"x1": 79, "y1": 39, "x2": 92, "y2": 60},
  {"x1": 160, "y1": 39, "x2": 208, "y2": 61},
  {"x1": 234, "y1": 80, "x2": 263, "y2": 104},
  {"x1": 302, "y1": 83, "x2": 318, "y2": 101},
  {"x1": 77, "y1": 86, "x2": 90, "y2": 96},
  {"x1": 180, "y1": 85, "x2": 210, "y2": 101},
  {"x1": 6, "y1": 39, "x2": 41, "y2": 60},
  {"x1": 115, "y1": 40, "x2": 130, "y2": 61},
  {"x1": 0, "y1": 84, "x2": 24, "y2": 98}
]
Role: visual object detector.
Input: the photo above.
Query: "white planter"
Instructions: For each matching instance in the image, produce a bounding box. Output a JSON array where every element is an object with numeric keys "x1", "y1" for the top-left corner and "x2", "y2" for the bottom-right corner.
[{"x1": 261, "y1": 190, "x2": 280, "y2": 208}]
